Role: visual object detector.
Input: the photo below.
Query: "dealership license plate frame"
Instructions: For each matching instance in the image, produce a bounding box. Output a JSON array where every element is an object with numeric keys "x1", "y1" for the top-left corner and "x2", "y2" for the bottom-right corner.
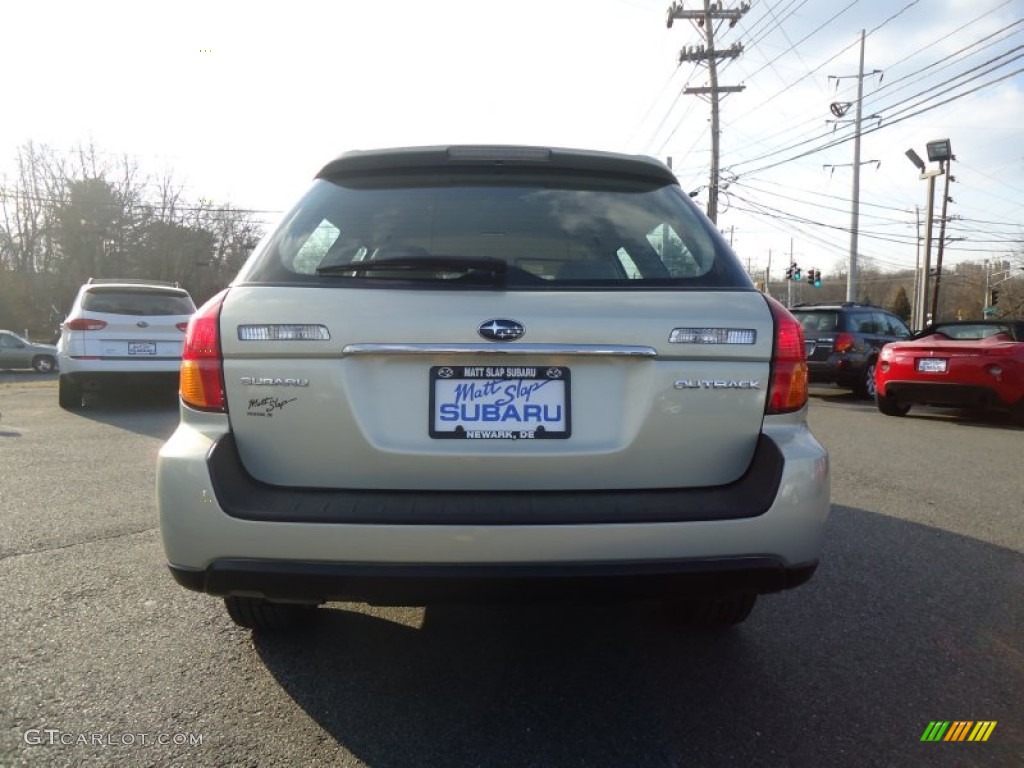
[
  {"x1": 916, "y1": 357, "x2": 947, "y2": 373},
  {"x1": 429, "y1": 365, "x2": 571, "y2": 440},
  {"x1": 128, "y1": 341, "x2": 158, "y2": 356}
]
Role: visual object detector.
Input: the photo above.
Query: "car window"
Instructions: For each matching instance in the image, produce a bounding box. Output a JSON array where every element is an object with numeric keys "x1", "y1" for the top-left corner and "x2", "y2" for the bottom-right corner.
[
  {"x1": 880, "y1": 313, "x2": 910, "y2": 337},
  {"x1": 240, "y1": 174, "x2": 749, "y2": 289},
  {"x1": 849, "y1": 312, "x2": 879, "y2": 333},
  {"x1": 0, "y1": 332, "x2": 21, "y2": 348},
  {"x1": 794, "y1": 311, "x2": 838, "y2": 334},
  {"x1": 82, "y1": 289, "x2": 196, "y2": 316}
]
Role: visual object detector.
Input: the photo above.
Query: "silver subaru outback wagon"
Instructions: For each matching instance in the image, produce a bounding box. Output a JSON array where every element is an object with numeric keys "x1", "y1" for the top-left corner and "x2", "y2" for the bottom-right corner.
[{"x1": 157, "y1": 145, "x2": 829, "y2": 631}]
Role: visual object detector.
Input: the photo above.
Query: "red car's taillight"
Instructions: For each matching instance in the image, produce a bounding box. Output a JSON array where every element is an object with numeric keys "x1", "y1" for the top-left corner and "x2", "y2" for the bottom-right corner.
[
  {"x1": 765, "y1": 296, "x2": 808, "y2": 414},
  {"x1": 66, "y1": 318, "x2": 107, "y2": 331},
  {"x1": 834, "y1": 332, "x2": 855, "y2": 353},
  {"x1": 180, "y1": 290, "x2": 228, "y2": 412}
]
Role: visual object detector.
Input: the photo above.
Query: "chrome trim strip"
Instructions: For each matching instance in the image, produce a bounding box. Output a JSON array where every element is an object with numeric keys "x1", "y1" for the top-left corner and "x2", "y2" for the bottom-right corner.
[{"x1": 341, "y1": 343, "x2": 658, "y2": 358}]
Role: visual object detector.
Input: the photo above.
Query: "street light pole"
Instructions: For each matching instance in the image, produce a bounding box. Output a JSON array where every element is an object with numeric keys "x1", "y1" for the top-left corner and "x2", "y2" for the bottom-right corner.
[
  {"x1": 905, "y1": 140, "x2": 951, "y2": 330},
  {"x1": 920, "y1": 169, "x2": 938, "y2": 328},
  {"x1": 930, "y1": 157, "x2": 954, "y2": 322}
]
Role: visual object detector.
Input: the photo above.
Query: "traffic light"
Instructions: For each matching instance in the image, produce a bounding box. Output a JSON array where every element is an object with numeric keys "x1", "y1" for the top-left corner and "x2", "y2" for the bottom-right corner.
[
  {"x1": 991, "y1": 288, "x2": 1000, "y2": 306},
  {"x1": 785, "y1": 264, "x2": 794, "y2": 280},
  {"x1": 812, "y1": 269, "x2": 822, "y2": 288},
  {"x1": 793, "y1": 265, "x2": 802, "y2": 281}
]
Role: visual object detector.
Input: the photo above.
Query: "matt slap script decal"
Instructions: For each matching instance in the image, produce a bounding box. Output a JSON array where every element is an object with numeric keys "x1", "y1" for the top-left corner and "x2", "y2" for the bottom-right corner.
[
  {"x1": 430, "y1": 366, "x2": 571, "y2": 439},
  {"x1": 247, "y1": 396, "x2": 296, "y2": 418}
]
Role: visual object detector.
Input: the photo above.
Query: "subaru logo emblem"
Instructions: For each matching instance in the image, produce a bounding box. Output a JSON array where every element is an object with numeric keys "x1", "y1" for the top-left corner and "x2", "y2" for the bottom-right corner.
[{"x1": 478, "y1": 319, "x2": 525, "y2": 342}]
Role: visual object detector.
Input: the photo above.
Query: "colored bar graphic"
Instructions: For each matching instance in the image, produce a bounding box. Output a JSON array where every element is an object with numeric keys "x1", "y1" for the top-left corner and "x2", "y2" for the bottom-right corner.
[
  {"x1": 921, "y1": 721, "x2": 996, "y2": 742},
  {"x1": 944, "y1": 722, "x2": 972, "y2": 741},
  {"x1": 921, "y1": 722, "x2": 950, "y2": 742},
  {"x1": 968, "y1": 722, "x2": 997, "y2": 742}
]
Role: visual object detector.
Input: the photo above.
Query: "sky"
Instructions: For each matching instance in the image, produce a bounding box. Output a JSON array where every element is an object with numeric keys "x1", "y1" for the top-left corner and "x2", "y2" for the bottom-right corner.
[{"x1": 2, "y1": 0, "x2": 1022, "y2": 286}]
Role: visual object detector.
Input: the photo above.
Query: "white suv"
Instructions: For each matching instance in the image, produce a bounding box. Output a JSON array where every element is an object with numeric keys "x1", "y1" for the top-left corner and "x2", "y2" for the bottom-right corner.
[
  {"x1": 157, "y1": 146, "x2": 830, "y2": 631},
  {"x1": 57, "y1": 279, "x2": 196, "y2": 408}
]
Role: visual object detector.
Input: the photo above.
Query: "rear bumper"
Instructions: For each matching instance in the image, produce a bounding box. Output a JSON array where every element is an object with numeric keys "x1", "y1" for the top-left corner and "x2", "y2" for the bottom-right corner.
[
  {"x1": 807, "y1": 355, "x2": 865, "y2": 385},
  {"x1": 879, "y1": 380, "x2": 1020, "y2": 409},
  {"x1": 208, "y1": 433, "x2": 786, "y2": 526},
  {"x1": 169, "y1": 557, "x2": 819, "y2": 605},
  {"x1": 158, "y1": 415, "x2": 830, "y2": 603},
  {"x1": 59, "y1": 370, "x2": 180, "y2": 389},
  {"x1": 57, "y1": 355, "x2": 182, "y2": 378}
]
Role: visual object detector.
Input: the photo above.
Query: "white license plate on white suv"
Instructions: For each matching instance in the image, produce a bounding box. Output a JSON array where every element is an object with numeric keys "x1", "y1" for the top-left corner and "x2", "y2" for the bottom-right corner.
[
  {"x1": 430, "y1": 365, "x2": 571, "y2": 439},
  {"x1": 128, "y1": 342, "x2": 157, "y2": 355}
]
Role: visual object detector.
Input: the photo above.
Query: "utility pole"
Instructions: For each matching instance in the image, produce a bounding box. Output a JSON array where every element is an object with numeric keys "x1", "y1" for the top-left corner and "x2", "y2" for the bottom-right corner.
[
  {"x1": 667, "y1": 1, "x2": 749, "y2": 224},
  {"x1": 848, "y1": 31, "x2": 866, "y2": 303},
  {"x1": 828, "y1": 31, "x2": 881, "y2": 303}
]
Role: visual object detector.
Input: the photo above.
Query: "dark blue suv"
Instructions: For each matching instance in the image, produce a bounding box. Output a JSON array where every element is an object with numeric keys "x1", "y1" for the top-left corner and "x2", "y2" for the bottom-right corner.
[{"x1": 790, "y1": 303, "x2": 912, "y2": 399}]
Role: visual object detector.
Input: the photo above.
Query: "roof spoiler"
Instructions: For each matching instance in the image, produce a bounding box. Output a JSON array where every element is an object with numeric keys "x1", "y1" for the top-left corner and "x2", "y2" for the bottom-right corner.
[{"x1": 87, "y1": 278, "x2": 182, "y2": 288}]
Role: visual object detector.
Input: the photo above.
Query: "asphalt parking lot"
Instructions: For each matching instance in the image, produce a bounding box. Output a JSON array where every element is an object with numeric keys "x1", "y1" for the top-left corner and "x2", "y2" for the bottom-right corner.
[{"x1": 1, "y1": 376, "x2": 1021, "y2": 767}]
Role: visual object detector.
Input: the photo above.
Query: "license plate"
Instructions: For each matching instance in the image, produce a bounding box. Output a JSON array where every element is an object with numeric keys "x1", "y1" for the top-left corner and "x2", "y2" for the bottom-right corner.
[
  {"x1": 128, "y1": 342, "x2": 157, "y2": 355},
  {"x1": 430, "y1": 365, "x2": 571, "y2": 439},
  {"x1": 916, "y1": 358, "x2": 947, "y2": 373}
]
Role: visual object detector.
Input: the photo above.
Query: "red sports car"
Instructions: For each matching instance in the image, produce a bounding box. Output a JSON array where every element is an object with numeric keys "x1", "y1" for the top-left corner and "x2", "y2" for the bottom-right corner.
[{"x1": 875, "y1": 320, "x2": 1024, "y2": 424}]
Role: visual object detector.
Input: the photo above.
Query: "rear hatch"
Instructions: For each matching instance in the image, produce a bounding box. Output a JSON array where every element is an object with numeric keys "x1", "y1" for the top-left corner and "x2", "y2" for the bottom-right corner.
[
  {"x1": 219, "y1": 286, "x2": 775, "y2": 490},
  {"x1": 212, "y1": 146, "x2": 783, "y2": 491},
  {"x1": 80, "y1": 287, "x2": 193, "y2": 360},
  {"x1": 793, "y1": 309, "x2": 839, "y2": 362}
]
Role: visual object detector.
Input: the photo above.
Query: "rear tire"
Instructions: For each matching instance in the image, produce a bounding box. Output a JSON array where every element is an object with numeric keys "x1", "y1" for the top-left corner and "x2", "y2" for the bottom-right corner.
[
  {"x1": 854, "y1": 360, "x2": 877, "y2": 400},
  {"x1": 224, "y1": 596, "x2": 319, "y2": 631},
  {"x1": 58, "y1": 376, "x2": 82, "y2": 409},
  {"x1": 32, "y1": 355, "x2": 56, "y2": 373},
  {"x1": 670, "y1": 593, "x2": 757, "y2": 628},
  {"x1": 876, "y1": 391, "x2": 910, "y2": 417}
]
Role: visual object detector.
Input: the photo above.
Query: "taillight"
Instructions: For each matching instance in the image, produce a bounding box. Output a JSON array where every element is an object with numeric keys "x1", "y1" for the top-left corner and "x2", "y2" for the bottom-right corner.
[
  {"x1": 180, "y1": 290, "x2": 228, "y2": 412},
  {"x1": 834, "y1": 332, "x2": 855, "y2": 353},
  {"x1": 765, "y1": 296, "x2": 808, "y2": 414},
  {"x1": 176, "y1": 322, "x2": 189, "y2": 332},
  {"x1": 66, "y1": 318, "x2": 107, "y2": 331}
]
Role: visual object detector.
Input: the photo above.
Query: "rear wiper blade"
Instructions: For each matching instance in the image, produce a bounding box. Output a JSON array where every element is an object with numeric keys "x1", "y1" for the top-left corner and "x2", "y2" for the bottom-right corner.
[{"x1": 316, "y1": 256, "x2": 508, "y2": 276}]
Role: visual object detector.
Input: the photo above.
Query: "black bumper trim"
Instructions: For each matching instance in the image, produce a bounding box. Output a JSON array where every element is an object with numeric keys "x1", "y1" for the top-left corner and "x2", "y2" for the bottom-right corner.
[
  {"x1": 208, "y1": 433, "x2": 785, "y2": 526},
  {"x1": 169, "y1": 558, "x2": 819, "y2": 604},
  {"x1": 883, "y1": 382, "x2": 1015, "y2": 409}
]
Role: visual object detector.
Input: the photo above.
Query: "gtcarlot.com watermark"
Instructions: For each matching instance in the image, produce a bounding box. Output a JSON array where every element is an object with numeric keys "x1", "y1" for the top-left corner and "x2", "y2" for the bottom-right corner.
[{"x1": 23, "y1": 728, "x2": 203, "y2": 748}]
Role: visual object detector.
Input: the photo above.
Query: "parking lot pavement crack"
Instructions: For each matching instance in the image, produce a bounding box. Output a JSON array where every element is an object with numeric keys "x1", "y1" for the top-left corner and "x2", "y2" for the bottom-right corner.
[{"x1": 0, "y1": 526, "x2": 157, "y2": 562}]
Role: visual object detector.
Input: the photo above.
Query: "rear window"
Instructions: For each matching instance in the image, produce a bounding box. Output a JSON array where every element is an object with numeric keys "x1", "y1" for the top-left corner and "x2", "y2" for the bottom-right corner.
[
  {"x1": 794, "y1": 311, "x2": 839, "y2": 334},
  {"x1": 238, "y1": 173, "x2": 750, "y2": 289},
  {"x1": 82, "y1": 288, "x2": 195, "y2": 316}
]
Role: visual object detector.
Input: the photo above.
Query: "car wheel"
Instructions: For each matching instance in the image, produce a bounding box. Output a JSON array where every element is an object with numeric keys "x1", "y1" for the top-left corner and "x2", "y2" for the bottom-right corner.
[
  {"x1": 670, "y1": 593, "x2": 757, "y2": 628},
  {"x1": 32, "y1": 355, "x2": 57, "y2": 373},
  {"x1": 876, "y1": 391, "x2": 911, "y2": 417},
  {"x1": 58, "y1": 376, "x2": 83, "y2": 409},
  {"x1": 854, "y1": 360, "x2": 877, "y2": 400},
  {"x1": 224, "y1": 596, "x2": 320, "y2": 631}
]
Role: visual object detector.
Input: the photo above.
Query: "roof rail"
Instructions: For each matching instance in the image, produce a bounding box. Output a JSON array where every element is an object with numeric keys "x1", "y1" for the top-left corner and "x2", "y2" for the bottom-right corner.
[{"x1": 87, "y1": 278, "x2": 182, "y2": 288}]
